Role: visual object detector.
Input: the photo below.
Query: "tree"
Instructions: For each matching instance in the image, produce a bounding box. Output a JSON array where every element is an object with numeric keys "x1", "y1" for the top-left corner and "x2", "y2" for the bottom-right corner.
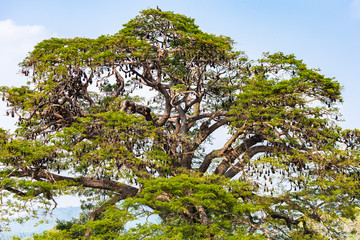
[{"x1": 0, "y1": 8, "x2": 359, "y2": 239}]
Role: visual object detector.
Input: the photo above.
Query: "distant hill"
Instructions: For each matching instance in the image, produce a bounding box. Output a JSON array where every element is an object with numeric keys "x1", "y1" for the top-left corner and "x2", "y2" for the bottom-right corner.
[{"x1": 0, "y1": 206, "x2": 82, "y2": 240}]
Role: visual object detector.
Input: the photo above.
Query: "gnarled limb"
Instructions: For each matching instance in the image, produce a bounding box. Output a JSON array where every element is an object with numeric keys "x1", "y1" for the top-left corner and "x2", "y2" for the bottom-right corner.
[
  {"x1": 215, "y1": 134, "x2": 263, "y2": 175},
  {"x1": 84, "y1": 194, "x2": 126, "y2": 238},
  {"x1": 11, "y1": 169, "x2": 139, "y2": 195},
  {"x1": 270, "y1": 212, "x2": 300, "y2": 229},
  {"x1": 198, "y1": 130, "x2": 241, "y2": 173},
  {"x1": 120, "y1": 100, "x2": 153, "y2": 122},
  {"x1": 223, "y1": 145, "x2": 271, "y2": 178}
]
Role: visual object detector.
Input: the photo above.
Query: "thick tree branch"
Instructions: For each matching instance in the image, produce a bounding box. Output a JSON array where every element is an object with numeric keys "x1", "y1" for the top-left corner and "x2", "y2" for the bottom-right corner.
[
  {"x1": 4, "y1": 187, "x2": 26, "y2": 197},
  {"x1": 12, "y1": 169, "x2": 139, "y2": 195},
  {"x1": 120, "y1": 100, "x2": 153, "y2": 121},
  {"x1": 223, "y1": 145, "x2": 272, "y2": 178},
  {"x1": 84, "y1": 194, "x2": 126, "y2": 238},
  {"x1": 215, "y1": 134, "x2": 263, "y2": 175},
  {"x1": 197, "y1": 118, "x2": 230, "y2": 145},
  {"x1": 270, "y1": 212, "x2": 300, "y2": 229},
  {"x1": 198, "y1": 130, "x2": 241, "y2": 173},
  {"x1": 178, "y1": 106, "x2": 189, "y2": 135},
  {"x1": 156, "y1": 84, "x2": 172, "y2": 127},
  {"x1": 196, "y1": 205, "x2": 211, "y2": 225},
  {"x1": 112, "y1": 67, "x2": 125, "y2": 97}
]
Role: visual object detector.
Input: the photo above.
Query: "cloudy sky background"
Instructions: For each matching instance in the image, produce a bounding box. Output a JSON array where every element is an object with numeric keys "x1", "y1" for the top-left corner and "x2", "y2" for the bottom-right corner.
[{"x1": 0, "y1": 0, "x2": 359, "y2": 207}]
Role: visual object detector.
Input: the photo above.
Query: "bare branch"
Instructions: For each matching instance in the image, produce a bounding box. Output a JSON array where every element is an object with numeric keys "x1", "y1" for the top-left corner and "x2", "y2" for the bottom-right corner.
[
  {"x1": 215, "y1": 134, "x2": 263, "y2": 175},
  {"x1": 198, "y1": 130, "x2": 241, "y2": 173},
  {"x1": 224, "y1": 145, "x2": 271, "y2": 178},
  {"x1": 11, "y1": 169, "x2": 139, "y2": 195}
]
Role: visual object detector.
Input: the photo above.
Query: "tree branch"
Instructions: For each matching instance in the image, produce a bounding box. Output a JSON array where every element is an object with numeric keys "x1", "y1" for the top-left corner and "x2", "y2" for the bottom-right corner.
[
  {"x1": 223, "y1": 145, "x2": 271, "y2": 178},
  {"x1": 214, "y1": 134, "x2": 263, "y2": 175},
  {"x1": 12, "y1": 169, "x2": 139, "y2": 195},
  {"x1": 84, "y1": 194, "x2": 126, "y2": 238},
  {"x1": 120, "y1": 100, "x2": 153, "y2": 122},
  {"x1": 270, "y1": 212, "x2": 300, "y2": 229},
  {"x1": 198, "y1": 130, "x2": 241, "y2": 173}
]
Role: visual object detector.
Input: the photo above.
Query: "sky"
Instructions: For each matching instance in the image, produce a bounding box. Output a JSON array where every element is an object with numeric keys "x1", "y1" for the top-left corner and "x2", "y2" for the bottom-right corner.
[{"x1": 0, "y1": 0, "x2": 359, "y2": 209}]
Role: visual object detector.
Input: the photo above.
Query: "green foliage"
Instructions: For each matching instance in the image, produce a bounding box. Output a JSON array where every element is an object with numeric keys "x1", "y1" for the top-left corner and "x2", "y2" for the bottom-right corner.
[{"x1": 124, "y1": 174, "x2": 265, "y2": 239}]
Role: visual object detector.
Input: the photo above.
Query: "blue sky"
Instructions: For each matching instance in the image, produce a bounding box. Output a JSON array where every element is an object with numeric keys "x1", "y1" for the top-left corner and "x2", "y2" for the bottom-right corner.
[{"x1": 0, "y1": 0, "x2": 359, "y2": 131}]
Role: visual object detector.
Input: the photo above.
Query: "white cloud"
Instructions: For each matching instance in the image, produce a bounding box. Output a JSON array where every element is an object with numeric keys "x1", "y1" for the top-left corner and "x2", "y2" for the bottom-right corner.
[
  {"x1": 0, "y1": 19, "x2": 47, "y2": 87},
  {"x1": 350, "y1": 0, "x2": 360, "y2": 19},
  {"x1": 0, "y1": 19, "x2": 44, "y2": 41},
  {"x1": 0, "y1": 20, "x2": 49, "y2": 131}
]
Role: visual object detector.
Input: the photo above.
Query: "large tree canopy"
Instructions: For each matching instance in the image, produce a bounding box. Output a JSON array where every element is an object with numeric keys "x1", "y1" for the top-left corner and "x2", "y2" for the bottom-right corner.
[{"x1": 1, "y1": 8, "x2": 360, "y2": 239}]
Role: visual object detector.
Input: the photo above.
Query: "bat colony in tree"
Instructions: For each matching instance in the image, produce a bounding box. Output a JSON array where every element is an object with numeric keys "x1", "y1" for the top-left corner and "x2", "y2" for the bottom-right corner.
[{"x1": 0, "y1": 8, "x2": 360, "y2": 239}]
